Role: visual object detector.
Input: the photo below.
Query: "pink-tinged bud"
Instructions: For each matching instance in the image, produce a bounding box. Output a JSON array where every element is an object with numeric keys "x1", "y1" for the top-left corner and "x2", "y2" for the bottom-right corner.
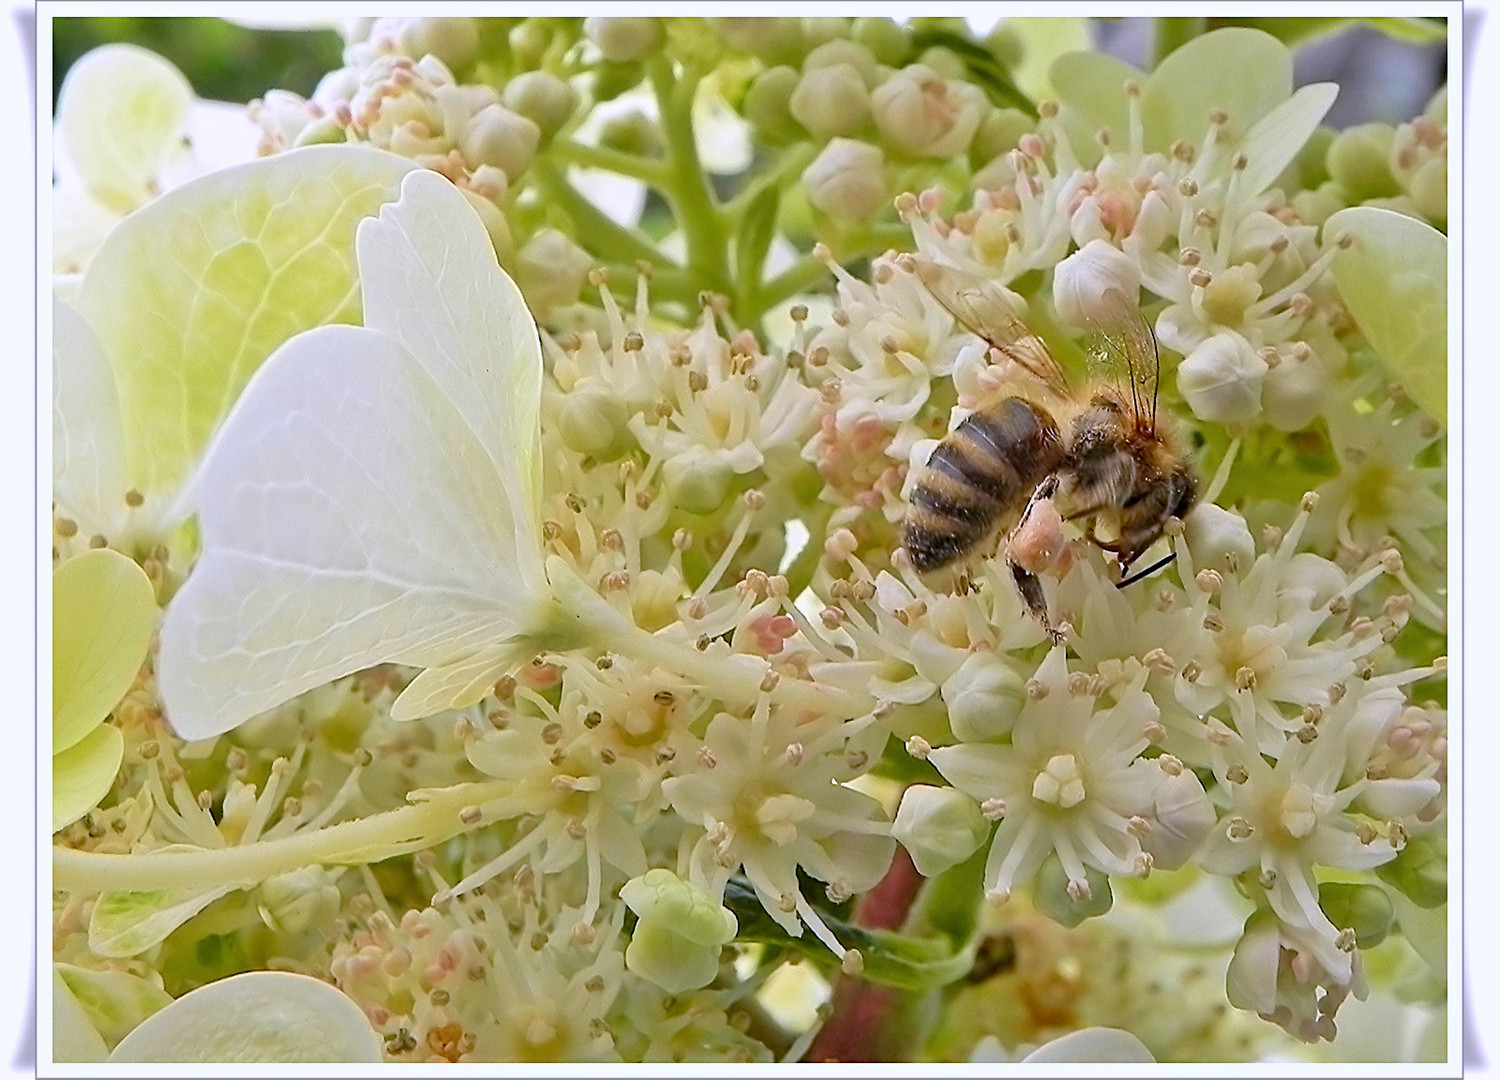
[
  {"x1": 1051, "y1": 240, "x2": 1141, "y2": 328},
  {"x1": 871, "y1": 64, "x2": 986, "y2": 159},
  {"x1": 803, "y1": 138, "x2": 887, "y2": 220},
  {"x1": 1177, "y1": 332, "x2": 1267, "y2": 425}
]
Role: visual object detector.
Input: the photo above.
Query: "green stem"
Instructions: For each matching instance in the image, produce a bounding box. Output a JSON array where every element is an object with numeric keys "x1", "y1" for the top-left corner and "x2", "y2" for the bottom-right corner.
[
  {"x1": 550, "y1": 138, "x2": 672, "y2": 187},
  {"x1": 530, "y1": 159, "x2": 674, "y2": 270},
  {"x1": 1152, "y1": 17, "x2": 1206, "y2": 66},
  {"x1": 53, "y1": 780, "x2": 513, "y2": 894},
  {"x1": 751, "y1": 256, "x2": 833, "y2": 322},
  {"x1": 647, "y1": 56, "x2": 734, "y2": 298}
]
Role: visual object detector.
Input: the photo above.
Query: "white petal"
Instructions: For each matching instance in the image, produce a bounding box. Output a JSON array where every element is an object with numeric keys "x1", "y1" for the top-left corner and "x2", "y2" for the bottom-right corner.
[
  {"x1": 158, "y1": 326, "x2": 539, "y2": 740},
  {"x1": 1021, "y1": 1027, "x2": 1155, "y2": 1062},
  {"x1": 108, "y1": 972, "x2": 382, "y2": 1062},
  {"x1": 355, "y1": 169, "x2": 544, "y2": 570},
  {"x1": 52, "y1": 297, "x2": 127, "y2": 539},
  {"x1": 1236, "y1": 83, "x2": 1339, "y2": 199}
]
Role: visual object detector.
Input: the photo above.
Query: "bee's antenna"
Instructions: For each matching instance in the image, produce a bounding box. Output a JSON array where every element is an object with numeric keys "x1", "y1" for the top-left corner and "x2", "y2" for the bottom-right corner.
[{"x1": 1116, "y1": 550, "x2": 1177, "y2": 590}]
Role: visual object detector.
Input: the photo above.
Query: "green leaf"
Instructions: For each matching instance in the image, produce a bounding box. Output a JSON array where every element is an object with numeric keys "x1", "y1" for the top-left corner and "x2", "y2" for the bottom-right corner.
[
  {"x1": 1326, "y1": 206, "x2": 1447, "y2": 424},
  {"x1": 1363, "y1": 17, "x2": 1448, "y2": 43},
  {"x1": 722, "y1": 877, "x2": 970, "y2": 991},
  {"x1": 53, "y1": 547, "x2": 155, "y2": 752},
  {"x1": 55, "y1": 963, "x2": 174, "y2": 1048},
  {"x1": 89, "y1": 871, "x2": 238, "y2": 957},
  {"x1": 53, "y1": 723, "x2": 125, "y2": 832},
  {"x1": 75, "y1": 145, "x2": 415, "y2": 500}
]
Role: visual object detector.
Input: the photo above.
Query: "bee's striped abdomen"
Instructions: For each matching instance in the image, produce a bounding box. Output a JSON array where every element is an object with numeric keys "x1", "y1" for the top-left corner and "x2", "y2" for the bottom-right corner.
[{"x1": 903, "y1": 397, "x2": 1063, "y2": 573}]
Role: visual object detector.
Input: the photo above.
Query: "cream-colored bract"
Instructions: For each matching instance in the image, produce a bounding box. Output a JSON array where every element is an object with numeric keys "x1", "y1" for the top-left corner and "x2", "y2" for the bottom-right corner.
[{"x1": 158, "y1": 169, "x2": 552, "y2": 740}]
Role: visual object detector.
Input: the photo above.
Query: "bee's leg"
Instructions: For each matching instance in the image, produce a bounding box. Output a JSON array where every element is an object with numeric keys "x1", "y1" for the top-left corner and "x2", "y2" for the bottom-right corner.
[
  {"x1": 1014, "y1": 474, "x2": 1060, "y2": 533},
  {"x1": 1010, "y1": 559, "x2": 1063, "y2": 643},
  {"x1": 1116, "y1": 548, "x2": 1177, "y2": 589}
]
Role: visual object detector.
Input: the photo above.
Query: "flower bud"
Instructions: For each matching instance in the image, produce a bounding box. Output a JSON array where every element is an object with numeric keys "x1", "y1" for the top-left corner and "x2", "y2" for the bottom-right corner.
[
  {"x1": 941, "y1": 652, "x2": 1025, "y2": 741},
  {"x1": 1200, "y1": 263, "x2": 1263, "y2": 328},
  {"x1": 916, "y1": 45, "x2": 968, "y2": 81},
  {"x1": 508, "y1": 20, "x2": 552, "y2": 69},
  {"x1": 851, "y1": 17, "x2": 909, "y2": 65},
  {"x1": 804, "y1": 40, "x2": 880, "y2": 85},
  {"x1": 1290, "y1": 181, "x2": 1348, "y2": 229},
  {"x1": 1262, "y1": 347, "x2": 1328, "y2": 432},
  {"x1": 663, "y1": 448, "x2": 735, "y2": 515},
  {"x1": 1407, "y1": 155, "x2": 1447, "y2": 221},
  {"x1": 501, "y1": 71, "x2": 578, "y2": 140},
  {"x1": 1176, "y1": 332, "x2": 1267, "y2": 425},
  {"x1": 891, "y1": 784, "x2": 989, "y2": 877},
  {"x1": 803, "y1": 138, "x2": 886, "y2": 220},
  {"x1": 256, "y1": 867, "x2": 342, "y2": 935},
  {"x1": 396, "y1": 18, "x2": 479, "y2": 72},
  {"x1": 515, "y1": 229, "x2": 593, "y2": 314},
  {"x1": 291, "y1": 115, "x2": 351, "y2": 148},
  {"x1": 871, "y1": 64, "x2": 986, "y2": 158},
  {"x1": 460, "y1": 187, "x2": 514, "y2": 263},
  {"x1": 1184, "y1": 504, "x2": 1254, "y2": 575},
  {"x1": 598, "y1": 108, "x2": 665, "y2": 158},
  {"x1": 1326, "y1": 122, "x2": 1399, "y2": 201},
  {"x1": 969, "y1": 108, "x2": 1032, "y2": 169},
  {"x1": 621, "y1": 869, "x2": 737, "y2": 994},
  {"x1": 585, "y1": 17, "x2": 665, "y2": 63},
  {"x1": 1225, "y1": 910, "x2": 1281, "y2": 1016},
  {"x1": 1318, "y1": 882, "x2": 1394, "y2": 949},
  {"x1": 1051, "y1": 239, "x2": 1141, "y2": 328},
  {"x1": 555, "y1": 381, "x2": 634, "y2": 461},
  {"x1": 459, "y1": 103, "x2": 540, "y2": 180},
  {"x1": 790, "y1": 64, "x2": 871, "y2": 139},
  {"x1": 743, "y1": 65, "x2": 805, "y2": 144},
  {"x1": 1033, "y1": 852, "x2": 1112, "y2": 927},
  {"x1": 709, "y1": 18, "x2": 808, "y2": 65},
  {"x1": 1135, "y1": 761, "x2": 1215, "y2": 870}
]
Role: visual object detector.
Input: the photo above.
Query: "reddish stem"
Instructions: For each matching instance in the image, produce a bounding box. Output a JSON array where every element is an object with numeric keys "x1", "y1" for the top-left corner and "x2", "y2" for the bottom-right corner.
[{"x1": 804, "y1": 847, "x2": 924, "y2": 1062}]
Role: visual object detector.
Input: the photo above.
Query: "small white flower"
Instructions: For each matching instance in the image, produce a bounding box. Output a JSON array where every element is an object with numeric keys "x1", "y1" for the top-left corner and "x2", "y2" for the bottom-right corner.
[
  {"x1": 1176, "y1": 331, "x2": 1268, "y2": 425},
  {"x1": 1052, "y1": 238, "x2": 1142, "y2": 327}
]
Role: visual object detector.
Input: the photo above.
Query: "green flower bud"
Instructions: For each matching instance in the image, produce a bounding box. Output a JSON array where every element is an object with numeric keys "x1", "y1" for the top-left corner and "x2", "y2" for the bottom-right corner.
[
  {"x1": 790, "y1": 64, "x2": 871, "y2": 139},
  {"x1": 1290, "y1": 181, "x2": 1348, "y2": 229},
  {"x1": 594, "y1": 59, "x2": 647, "y2": 103},
  {"x1": 501, "y1": 71, "x2": 579, "y2": 140},
  {"x1": 459, "y1": 103, "x2": 540, "y2": 180},
  {"x1": 801, "y1": 18, "x2": 850, "y2": 49},
  {"x1": 892, "y1": 784, "x2": 989, "y2": 877},
  {"x1": 1184, "y1": 504, "x2": 1255, "y2": 575},
  {"x1": 598, "y1": 108, "x2": 665, "y2": 158},
  {"x1": 916, "y1": 45, "x2": 967, "y2": 81},
  {"x1": 584, "y1": 17, "x2": 665, "y2": 63},
  {"x1": 1375, "y1": 834, "x2": 1446, "y2": 909},
  {"x1": 621, "y1": 869, "x2": 738, "y2": 995},
  {"x1": 508, "y1": 20, "x2": 552, "y2": 69},
  {"x1": 743, "y1": 65, "x2": 805, "y2": 144},
  {"x1": 1408, "y1": 156, "x2": 1447, "y2": 222},
  {"x1": 969, "y1": 107, "x2": 1032, "y2": 169},
  {"x1": 1326, "y1": 123, "x2": 1399, "y2": 201},
  {"x1": 556, "y1": 381, "x2": 633, "y2": 460},
  {"x1": 984, "y1": 22, "x2": 1025, "y2": 70},
  {"x1": 1318, "y1": 881, "x2": 1395, "y2": 949},
  {"x1": 515, "y1": 228, "x2": 593, "y2": 314},
  {"x1": 802, "y1": 138, "x2": 886, "y2": 220},
  {"x1": 1033, "y1": 852, "x2": 1112, "y2": 927},
  {"x1": 663, "y1": 448, "x2": 735, "y2": 515},
  {"x1": 804, "y1": 39, "x2": 880, "y2": 86},
  {"x1": 941, "y1": 652, "x2": 1024, "y2": 741},
  {"x1": 851, "y1": 17, "x2": 909, "y2": 66},
  {"x1": 396, "y1": 18, "x2": 479, "y2": 73},
  {"x1": 1176, "y1": 332, "x2": 1267, "y2": 426},
  {"x1": 256, "y1": 867, "x2": 342, "y2": 935},
  {"x1": 291, "y1": 115, "x2": 350, "y2": 148},
  {"x1": 709, "y1": 18, "x2": 807, "y2": 66}
]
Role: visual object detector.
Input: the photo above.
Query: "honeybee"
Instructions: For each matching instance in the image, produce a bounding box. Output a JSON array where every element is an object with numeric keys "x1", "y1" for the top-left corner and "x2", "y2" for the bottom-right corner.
[{"x1": 900, "y1": 258, "x2": 1196, "y2": 638}]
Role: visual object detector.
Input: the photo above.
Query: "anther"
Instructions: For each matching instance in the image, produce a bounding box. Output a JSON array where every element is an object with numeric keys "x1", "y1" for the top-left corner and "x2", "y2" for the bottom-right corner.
[
  {"x1": 1202, "y1": 612, "x2": 1224, "y2": 632},
  {"x1": 1225, "y1": 764, "x2": 1249, "y2": 784},
  {"x1": 905, "y1": 735, "x2": 932, "y2": 760},
  {"x1": 1234, "y1": 666, "x2": 1256, "y2": 691},
  {"x1": 1189, "y1": 267, "x2": 1212, "y2": 288},
  {"x1": 1025, "y1": 678, "x2": 1049, "y2": 700},
  {"x1": 460, "y1": 806, "x2": 482, "y2": 825},
  {"x1": 124, "y1": 489, "x2": 144, "y2": 507}
]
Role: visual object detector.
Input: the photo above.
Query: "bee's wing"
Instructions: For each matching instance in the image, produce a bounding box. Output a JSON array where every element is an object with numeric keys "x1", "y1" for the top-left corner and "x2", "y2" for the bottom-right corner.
[
  {"x1": 910, "y1": 257, "x2": 1070, "y2": 399},
  {"x1": 1079, "y1": 289, "x2": 1160, "y2": 432}
]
